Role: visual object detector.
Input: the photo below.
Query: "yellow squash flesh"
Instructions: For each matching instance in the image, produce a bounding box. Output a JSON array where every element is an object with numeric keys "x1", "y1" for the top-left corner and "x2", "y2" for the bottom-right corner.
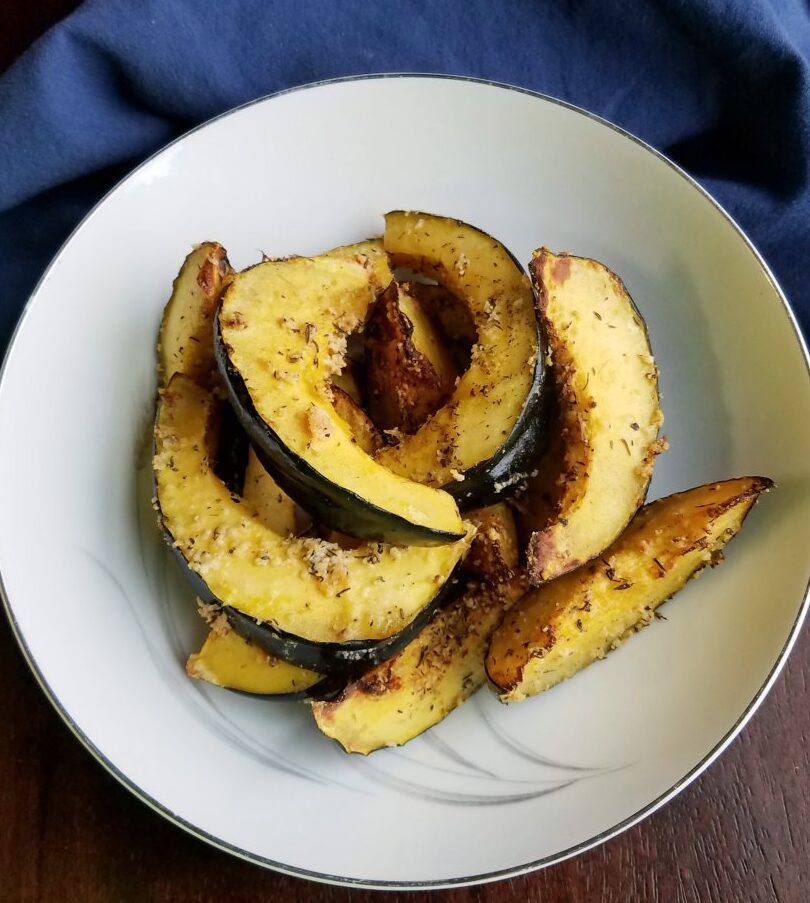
[
  {"x1": 398, "y1": 285, "x2": 458, "y2": 389},
  {"x1": 242, "y1": 448, "x2": 297, "y2": 535},
  {"x1": 187, "y1": 628, "x2": 321, "y2": 695},
  {"x1": 157, "y1": 242, "x2": 231, "y2": 386}
]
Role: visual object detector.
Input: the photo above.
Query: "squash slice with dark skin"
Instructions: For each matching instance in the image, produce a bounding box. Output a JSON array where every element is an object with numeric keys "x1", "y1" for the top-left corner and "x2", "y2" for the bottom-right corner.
[
  {"x1": 153, "y1": 374, "x2": 473, "y2": 672},
  {"x1": 487, "y1": 477, "x2": 773, "y2": 702},
  {"x1": 157, "y1": 241, "x2": 232, "y2": 387},
  {"x1": 157, "y1": 243, "x2": 329, "y2": 691},
  {"x1": 521, "y1": 249, "x2": 665, "y2": 585},
  {"x1": 215, "y1": 239, "x2": 465, "y2": 546},
  {"x1": 312, "y1": 573, "x2": 527, "y2": 754},
  {"x1": 187, "y1": 624, "x2": 323, "y2": 697},
  {"x1": 377, "y1": 212, "x2": 547, "y2": 509}
]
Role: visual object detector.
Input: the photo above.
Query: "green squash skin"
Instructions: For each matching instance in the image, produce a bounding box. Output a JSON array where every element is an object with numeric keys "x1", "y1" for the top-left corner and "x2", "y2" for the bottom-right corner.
[
  {"x1": 221, "y1": 567, "x2": 462, "y2": 674},
  {"x1": 212, "y1": 401, "x2": 249, "y2": 497},
  {"x1": 213, "y1": 315, "x2": 464, "y2": 546},
  {"x1": 441, "y1": 317, "x2": 549, "y2": 510}
]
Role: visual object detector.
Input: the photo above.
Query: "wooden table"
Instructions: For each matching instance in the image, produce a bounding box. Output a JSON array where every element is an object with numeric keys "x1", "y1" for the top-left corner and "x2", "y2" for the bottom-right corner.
[{"x1": 1, "y1": 4, "x2": 808, "y2": 900}]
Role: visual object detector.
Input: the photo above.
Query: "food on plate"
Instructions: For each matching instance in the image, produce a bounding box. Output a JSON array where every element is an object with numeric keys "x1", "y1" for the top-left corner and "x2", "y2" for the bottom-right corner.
[
  {"x1": 404, "y1": 280, "x2": 478, "y2": 346},
  {"x1": 215, "y1": 239, "x2": 465, "y2": 545},
  {"x1": 487, "y1": 477, "x2": 772, "y2": 702},
  {"x1": 150, "y1": 213, "x2": 772, "y2": 755},
  {"x1": 397, "y1": 284, "x2": 460, "y2": 390},
  {"x1": 157, "y1": 241, "x2": 232, "y2": 387},
  {"x1": 376, "y1": 211, "x2": 548, "y2": 508},
  {"x1": 518, "y1": 249, "x2": 665, "y2": 586},
  {"x1": 463, "y1": 503, "x2": 520, "y2": 580},
  {"x1": 330, "y1": 385, "x2": 383, "y2": 455},
  {"x1": 187, "y1": 622, "x2": 322, "y2": 697},
  {"x1": 312, "y1": 574, "x2": 527, "y2": 754},
  {"x1": 364, "y1": 281, "x2": 455, "y2": 433},
  {"x1": 153, "y1": 374, "x2": 473, "y2": 672}
]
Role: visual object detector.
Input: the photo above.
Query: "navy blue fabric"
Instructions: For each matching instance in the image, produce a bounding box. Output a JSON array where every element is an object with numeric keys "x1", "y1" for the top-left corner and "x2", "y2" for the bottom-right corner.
[{"x1": 0, "y1": 0, "x2": 808, "y2": 349}]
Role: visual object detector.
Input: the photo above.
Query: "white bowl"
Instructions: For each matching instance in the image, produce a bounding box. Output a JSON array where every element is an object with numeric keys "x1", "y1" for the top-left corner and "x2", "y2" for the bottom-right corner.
[{"x1": 1, "y1": 76, "x2": 808, "y2": 889}]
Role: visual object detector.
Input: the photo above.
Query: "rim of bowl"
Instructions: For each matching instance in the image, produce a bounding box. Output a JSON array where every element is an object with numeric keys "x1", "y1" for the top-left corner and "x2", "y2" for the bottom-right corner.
[{"x1": 1, "y1": 73, "x2": 808, "y2": 891}]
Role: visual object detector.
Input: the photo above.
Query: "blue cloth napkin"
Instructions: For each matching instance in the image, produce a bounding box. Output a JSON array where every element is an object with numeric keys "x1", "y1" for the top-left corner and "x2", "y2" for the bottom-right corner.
[{"x1": 0, "y1": 0, "x2": 808, "y2": 350}]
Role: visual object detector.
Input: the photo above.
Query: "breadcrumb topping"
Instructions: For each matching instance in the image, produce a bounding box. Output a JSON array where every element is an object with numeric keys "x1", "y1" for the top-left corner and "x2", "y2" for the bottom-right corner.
[{"x1": 306, "y1": 404, "x2": 333, "y2": 441}]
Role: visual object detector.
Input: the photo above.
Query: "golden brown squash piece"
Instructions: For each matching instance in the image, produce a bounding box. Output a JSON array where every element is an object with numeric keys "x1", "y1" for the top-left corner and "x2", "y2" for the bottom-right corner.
[
  {"x1": 398, "y1": 285, "x2": 459, "y2": 389},
  {"x1": 364, "y1": 281, "x2": 454, "y2": 433},
  {"x1": 311, "y1": 574, "x2": 527, "y2": 754},
  {"x1": 187, "y1": 626, "x2": 321, "y2": 695},
  {"x1": 158, "y1": 242, "x2": 232, "y2": 387},
  {"x1": 522, "y1": 249, "x2": 664, "y2": 585},
  {"x1": 464, "y1": 503, "x2": 520, "y2": 580},
  {"x1": 487, "y1": 476, "x2": 773, "y2": 702},
  {"x1": 331, "y1": 385, "x2": 384, "y2": 455}
]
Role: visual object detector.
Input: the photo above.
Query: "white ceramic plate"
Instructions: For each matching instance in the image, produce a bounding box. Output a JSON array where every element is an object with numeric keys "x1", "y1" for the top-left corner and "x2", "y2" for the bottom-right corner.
[{"x1": 2, "y1": 76, "x2": 809, "y2": 889}]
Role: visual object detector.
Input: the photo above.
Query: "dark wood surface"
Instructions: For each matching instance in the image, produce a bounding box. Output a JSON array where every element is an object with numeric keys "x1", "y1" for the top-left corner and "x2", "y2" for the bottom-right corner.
[{"x1": 1, "y1": 4, "x2": 808, "y2": 901}]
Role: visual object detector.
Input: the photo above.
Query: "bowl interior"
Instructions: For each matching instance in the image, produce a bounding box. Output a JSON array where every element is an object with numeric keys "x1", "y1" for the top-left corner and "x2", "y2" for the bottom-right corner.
[{"x1": 1, "y1": 77, "x2": 808, "y2": 888}]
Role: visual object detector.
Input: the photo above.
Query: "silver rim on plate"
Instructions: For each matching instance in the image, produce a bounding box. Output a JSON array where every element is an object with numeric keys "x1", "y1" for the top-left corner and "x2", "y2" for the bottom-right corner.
[{"x1": 1, "y1": 73, "x2": 808, "y2": 890}]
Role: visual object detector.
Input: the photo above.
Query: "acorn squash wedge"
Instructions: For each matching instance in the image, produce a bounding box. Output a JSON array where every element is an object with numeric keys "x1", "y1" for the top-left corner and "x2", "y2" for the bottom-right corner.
[
  {"x1": 157, "y1": 241, "x2": 232, "y2": 387},
  {"x1": 187, "y1": 626, "x2": 323, "y2": 697},
  {"x1": 521, "y1": 250, "x2": 665, "y2": 585},
  {"x1": 312, "y1": 573, "x2": 527, "y2": 754},
  {"x1": 487, "y1": 477, "x2": 773, "y2": 701},
  {"x1": 153, "y1": 374, "x2": 473, "y2": 672},
  {"x1": 215, "y1": 239, "x2": 464, "y2": 545},
  {"x1": 377, "y1": 212, "x2": 547, "y2": 508}
]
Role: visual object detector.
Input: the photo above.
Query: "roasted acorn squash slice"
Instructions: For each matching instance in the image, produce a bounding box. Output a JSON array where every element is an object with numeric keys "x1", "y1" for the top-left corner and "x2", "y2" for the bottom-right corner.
[
  {"x1": 187, "y1": 626, "x2": 323, "y2": 697},
  {"x1": 377, "y1": 211, "x2": 547, "y2": 508},
  {"x1": 154, "y1": 374, "x2": 473, "y2": 671},
  {"x1": 312, "y1": 574, "x2": 527, "y2": 754},
  {"x1": 488, "y1": 477, "x2": 773, "y2": 701},
  {"x1": 157, "y1": 241, "x2": 232, "y2": 387},
  {"x1": 215, "y1": 239, "x2": 464, "y2": 545},
  {"x1": 520, "y1": 250, "x2": 665, "y2": 584}
]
